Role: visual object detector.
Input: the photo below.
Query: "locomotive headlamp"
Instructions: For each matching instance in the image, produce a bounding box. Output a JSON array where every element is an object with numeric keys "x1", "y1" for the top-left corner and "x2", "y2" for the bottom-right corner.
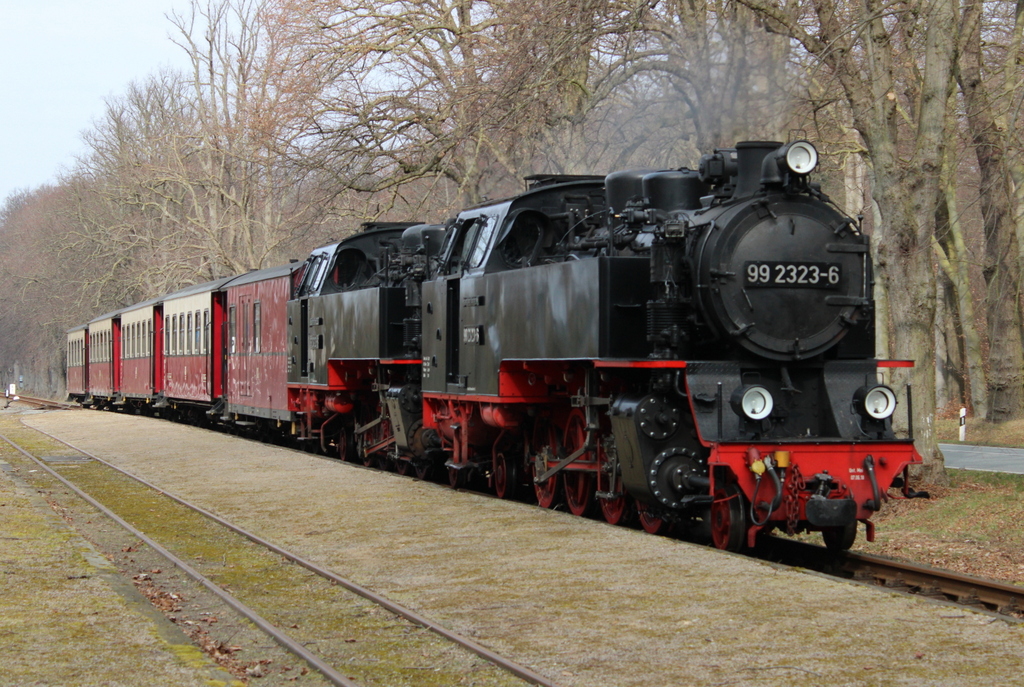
[
  {"x1": 783, "y1": 141, "x2": 818, "y2": 175},
  {"x1": 853, "y1": 385, "x2": 897, "y2": 420},
  {"x1": 731, "y1": 385, "x2": 774, "y2": 421}
]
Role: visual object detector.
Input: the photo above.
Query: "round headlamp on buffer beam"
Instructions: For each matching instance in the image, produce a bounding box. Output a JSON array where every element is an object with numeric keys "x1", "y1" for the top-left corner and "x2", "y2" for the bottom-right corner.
[{"x1": 853, "y1": 384, "x2": 898, "y2": 438}]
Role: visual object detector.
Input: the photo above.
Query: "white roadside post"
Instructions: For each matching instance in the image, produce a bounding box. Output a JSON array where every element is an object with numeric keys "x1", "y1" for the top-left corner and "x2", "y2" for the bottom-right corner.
[{"x1": 959, "y1": 407, "x2": 967, "y2": 442}]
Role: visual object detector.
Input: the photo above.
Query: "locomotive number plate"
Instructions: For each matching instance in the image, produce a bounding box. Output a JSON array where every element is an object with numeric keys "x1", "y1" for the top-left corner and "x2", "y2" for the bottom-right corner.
[{"x1": 744, "y1": 261, "x2": 841, "y2": 288}]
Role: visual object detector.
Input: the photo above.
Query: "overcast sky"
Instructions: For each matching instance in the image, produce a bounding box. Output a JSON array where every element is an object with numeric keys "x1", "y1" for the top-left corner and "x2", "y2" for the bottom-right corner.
[{"x1": 0, "y1": 1, "x2": 193, "y2": 204}]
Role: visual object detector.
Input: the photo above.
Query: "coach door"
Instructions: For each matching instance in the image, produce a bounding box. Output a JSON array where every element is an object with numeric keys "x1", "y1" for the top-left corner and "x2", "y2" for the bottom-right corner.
[{"x1": 239, "y1": 295, "x2": 253, "y2": 397}]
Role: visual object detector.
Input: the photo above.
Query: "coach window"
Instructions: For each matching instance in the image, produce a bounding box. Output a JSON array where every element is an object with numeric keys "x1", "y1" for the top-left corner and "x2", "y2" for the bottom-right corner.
[
  {"x1": 187, "y1": 312, "x2": 194, "y2": 355},
  {"x1": 202, "y1": 309, "x2": 209, "y2": 354},
  {"x1": 254, "y1": 303, "x2": 261, "y2": 354},
  {"x1": 179, "y1": 313, "x2": 186, "y2": 354},
  {"x1": 229, "y1": 305, "x2": 237, "y2": 354},
  {"x1": 193, "y1": 310, "x2": 200, "y2": 353},
  {"x1": 242, "y1": 302, "x2": 250, "y2": 354},
  {"x1": 165, "y1": 316, "x2": 170, "y2": 354}
]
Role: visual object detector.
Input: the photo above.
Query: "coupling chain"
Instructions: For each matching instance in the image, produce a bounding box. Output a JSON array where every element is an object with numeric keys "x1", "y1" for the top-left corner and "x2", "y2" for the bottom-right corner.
[{"x1": 784, "y1": 464, "x2": 805, "y2": 535}]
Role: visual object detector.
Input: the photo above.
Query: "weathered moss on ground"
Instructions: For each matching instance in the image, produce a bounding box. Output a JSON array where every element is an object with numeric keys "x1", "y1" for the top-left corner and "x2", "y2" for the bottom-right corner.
[
  {"x1": 0, "y1": 412, "x2": 237, "y2": 686},
  {"x1": 2, "y1": 411, "x2": 528, "y2": 687}
]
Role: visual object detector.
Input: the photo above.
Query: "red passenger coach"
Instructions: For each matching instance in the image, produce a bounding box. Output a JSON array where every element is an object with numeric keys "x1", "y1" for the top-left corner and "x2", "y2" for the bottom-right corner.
[
  {"x1": 119, "y1": 298, "x2": 162, "y2": 403},
  {"x1": 161, "y1": 278, "x2": 232, "y2": 407},
  {"x1": 66, "y1": 325, "x2": 89, "y2": 401},
  {"x1": 223, "y1": 264, "x2": 297, "y2": 424},
  {"x1": 86, "y1": 311, "x2": 122, "y2": 405}
]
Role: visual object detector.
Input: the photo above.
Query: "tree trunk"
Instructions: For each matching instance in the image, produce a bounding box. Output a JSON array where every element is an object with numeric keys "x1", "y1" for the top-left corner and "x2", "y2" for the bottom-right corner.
[{"x1": 958, "y1": 0, "x2": 1024, "y2": 422}]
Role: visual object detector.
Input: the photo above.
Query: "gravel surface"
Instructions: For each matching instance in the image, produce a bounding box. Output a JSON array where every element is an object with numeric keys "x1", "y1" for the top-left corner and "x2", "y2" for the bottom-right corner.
[{"x1": 23, "y1": 410, "x2": 1024, "y2": 686}]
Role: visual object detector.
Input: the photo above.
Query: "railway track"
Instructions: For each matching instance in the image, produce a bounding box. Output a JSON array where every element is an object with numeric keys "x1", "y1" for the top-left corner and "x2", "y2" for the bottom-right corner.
[
  {"x1": 754, "y1": 537, "x2": 1024, "y2": 620},
  {"x1": 6, "y1": 394, "x2": 78, "y2": 411},
  {"x1": 0, "y1": 422, "x2": 561, "y2": 687},
  {"x1": 38, "y1": 397, "x2": 1024, "y2": 625}
]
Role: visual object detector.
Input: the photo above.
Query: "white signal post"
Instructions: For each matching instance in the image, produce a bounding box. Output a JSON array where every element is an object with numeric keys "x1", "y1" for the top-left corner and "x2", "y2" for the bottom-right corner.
[{"x1": 959, "y1": 407, "x2": 967, "y2": 442}]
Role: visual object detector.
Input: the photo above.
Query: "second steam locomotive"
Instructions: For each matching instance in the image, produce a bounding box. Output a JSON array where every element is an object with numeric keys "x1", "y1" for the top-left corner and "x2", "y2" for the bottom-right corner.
[{"x1": 69, "y1": 140, "x2": 922, "y2": 551}]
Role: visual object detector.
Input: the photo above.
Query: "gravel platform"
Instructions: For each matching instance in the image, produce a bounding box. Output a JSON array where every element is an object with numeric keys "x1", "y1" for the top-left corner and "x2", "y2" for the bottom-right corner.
[{"x1": 23, "y1": 410, "x2": 1024, "y2": 687}]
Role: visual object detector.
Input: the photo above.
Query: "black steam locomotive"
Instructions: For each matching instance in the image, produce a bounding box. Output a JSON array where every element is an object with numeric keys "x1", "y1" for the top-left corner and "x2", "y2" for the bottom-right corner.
[{"x1": 287, "y1": 139, "x2": 922, "y2": 551}]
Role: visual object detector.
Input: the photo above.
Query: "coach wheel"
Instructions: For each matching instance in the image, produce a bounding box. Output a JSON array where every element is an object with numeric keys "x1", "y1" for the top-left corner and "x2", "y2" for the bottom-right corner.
[
  {"x1": 564, "y1": 472, "x2": 593, "y2": 516},
  {"x1": 711, "y1": 484, "x2": 747, "y2": 551},
  {"x1": 493, "y1": 451, "x2": 518, "y2": 500},
  {"x1": 336, "y1": 427, "x2": 354, "y2": 462},
  {"x1": 562, "y1": 410, "x2": 594, "y2": 516},
  {"x1": 534, "y1": 471, "x2": 561, "y2": 508},
  {"x1": 599, "y1": 494, "x2": 631, "y2": 526},
  {"x1": 636, "y1": 501, "x2": 669, "y2": 535},
  {"x1": 413, "y1": 459, "x2": 434, "y2": 481},
  {"x1": 448, "y1": 465, "x2": 466, "y2": 488},
  {"x1": 357, "y1": 436, "x2": 378, "y2": 468},
  {"x1": 822, "y1": 521, "x2": 857, "y2": 551},
  {"x1": 530, "y1": 419, "x2": 562, "y2": 508}
]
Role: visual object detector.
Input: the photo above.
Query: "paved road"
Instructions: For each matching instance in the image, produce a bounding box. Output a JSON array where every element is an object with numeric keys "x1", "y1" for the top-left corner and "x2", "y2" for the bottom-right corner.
[{"x1": 939, "y1": 443, "x2": 1024, "y2": 474}]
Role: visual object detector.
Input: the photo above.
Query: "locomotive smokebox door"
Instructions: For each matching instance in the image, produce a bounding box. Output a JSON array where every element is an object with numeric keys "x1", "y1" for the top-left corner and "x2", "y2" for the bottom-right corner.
[{"x1": 697, "y1": 201, "x2": 870, "y2": 361}]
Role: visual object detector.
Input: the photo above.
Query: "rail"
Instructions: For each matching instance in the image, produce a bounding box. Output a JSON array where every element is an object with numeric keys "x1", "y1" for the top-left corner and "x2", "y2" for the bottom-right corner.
[{"x1": 11, "y1": 422, "x2": 564, "y2": 687}]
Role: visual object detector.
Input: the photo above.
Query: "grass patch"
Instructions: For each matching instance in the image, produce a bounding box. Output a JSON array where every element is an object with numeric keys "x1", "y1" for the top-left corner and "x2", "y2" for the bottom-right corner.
[
  {"x1": 935, "y1": 416, "x2": 1024, "y2": 447},
  {"x1": 866, "y1": 468, "x2": 1024, "y2": 584}
]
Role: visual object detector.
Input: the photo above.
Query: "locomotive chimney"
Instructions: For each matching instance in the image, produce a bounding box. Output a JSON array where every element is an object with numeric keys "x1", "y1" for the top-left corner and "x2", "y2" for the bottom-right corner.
[{"x1": 734, "y1": 141, "x2": 783, "y2": 198}]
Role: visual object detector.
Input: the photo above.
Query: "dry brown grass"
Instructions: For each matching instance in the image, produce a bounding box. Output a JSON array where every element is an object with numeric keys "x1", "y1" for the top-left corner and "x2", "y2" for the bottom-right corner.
[
  {"x1": 935, "y1": 415, "x2": 1024, "y2": 447},
  {"x1": 864, "y1": 470, "x2": 1024, "y2": 585}
]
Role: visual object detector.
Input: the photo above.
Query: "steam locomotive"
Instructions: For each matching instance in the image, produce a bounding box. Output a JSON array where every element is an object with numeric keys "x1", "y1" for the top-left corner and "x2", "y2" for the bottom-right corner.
[{"x1": 68, "y1": 140, "x2": 922, "y2": 552}]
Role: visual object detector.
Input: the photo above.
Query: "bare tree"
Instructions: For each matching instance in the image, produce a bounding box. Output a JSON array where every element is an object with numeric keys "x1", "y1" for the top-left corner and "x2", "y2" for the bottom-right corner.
[
  {"x1": 957, "y1": 0, "x2": 1024, "y2": 422},
  {"x1": 733, "y1": 0, "x2": 960, "y2": 481}
]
